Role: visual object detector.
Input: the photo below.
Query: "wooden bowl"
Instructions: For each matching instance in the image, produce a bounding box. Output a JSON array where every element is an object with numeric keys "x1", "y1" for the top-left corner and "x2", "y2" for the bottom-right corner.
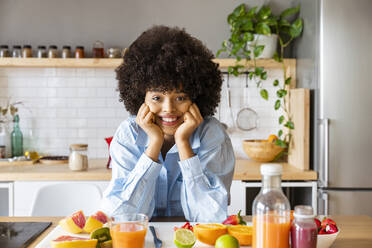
[{"x1": 242, "y1": 140, "x2": 284, "y2": 162}]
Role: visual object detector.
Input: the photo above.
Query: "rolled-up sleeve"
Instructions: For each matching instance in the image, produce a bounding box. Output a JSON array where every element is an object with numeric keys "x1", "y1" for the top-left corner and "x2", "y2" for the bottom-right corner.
[
  {"x1": 178, "y1": 120, "x2": 235, "y2": 222},
  {"x1": 101, "y1": 122, "x2": 162, "y2": 217}
]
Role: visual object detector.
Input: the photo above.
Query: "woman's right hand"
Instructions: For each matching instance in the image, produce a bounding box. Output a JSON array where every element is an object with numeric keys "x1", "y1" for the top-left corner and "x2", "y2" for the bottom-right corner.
[{"x1": 136, "y1": 103, "x2": 164, "y2": 145}]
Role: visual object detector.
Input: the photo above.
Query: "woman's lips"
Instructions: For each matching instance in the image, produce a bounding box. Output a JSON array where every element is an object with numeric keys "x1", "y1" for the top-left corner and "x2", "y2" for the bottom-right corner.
[{"x1": 159, "y1": 116, "x2": 181, "y2": 126}]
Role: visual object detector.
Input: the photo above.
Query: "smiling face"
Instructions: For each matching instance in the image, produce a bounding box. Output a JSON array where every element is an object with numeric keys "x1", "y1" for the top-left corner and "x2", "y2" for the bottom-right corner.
[{"x1": 145, "y1": 89, "x2": 192, "y2": 138}]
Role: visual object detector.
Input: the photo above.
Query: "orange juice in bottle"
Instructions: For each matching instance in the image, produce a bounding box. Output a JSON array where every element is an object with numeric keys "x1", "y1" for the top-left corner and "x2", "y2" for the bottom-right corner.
[
  {"x1": 252, "y1": 164, "x2": 291, "y2": 248},
  {"x1": 109, "y1": 213, "x2": 148, "y2": 248}
]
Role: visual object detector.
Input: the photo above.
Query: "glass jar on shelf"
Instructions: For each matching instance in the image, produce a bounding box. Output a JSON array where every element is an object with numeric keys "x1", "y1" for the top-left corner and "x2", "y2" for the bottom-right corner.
[
  {"x1": 12, "y1": 46, "x2": 22, "y2": 58},
  {"x1": 61, "y1": 46, "x2": 71, "y2": 58},
  {"x1": 252, "y1": 163, "x2": 291, "y2": 248},
  {"x1": 75, "y1": 46, "x2": 85, "y2": 58},
  {"x1": 37, "y1": 46, "x2": 47, "y2": 58},
  {"x1": 22, "y1": 45, "x2": 33, "y2": 58},
  {"x1": 291, "y1": 205, "x2": 317, "y2": 248},
  {"x1": 107, "y1": 48, "x2": 121, "y2": 58},
  {"x1": 48, "y1": 45, "x2": 58, "y2": 58},
  {"x1": 69, "y1": 144, "x2": 88, "y2": 171},
  {"x1": 0, "y1": 45, "x2": 10, "y2": 58},
  {"x1": 92, "y1": 40, "x2": 104, "y2": 58}
]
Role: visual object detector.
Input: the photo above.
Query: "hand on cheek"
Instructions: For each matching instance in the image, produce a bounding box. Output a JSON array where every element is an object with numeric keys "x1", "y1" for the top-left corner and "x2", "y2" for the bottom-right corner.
[
  {"x1": 175, "y1": 103, "x2": 203, "y2": 143},
  {"x1": 136, "y1": 103, "x2": 163, "y2": 145}
]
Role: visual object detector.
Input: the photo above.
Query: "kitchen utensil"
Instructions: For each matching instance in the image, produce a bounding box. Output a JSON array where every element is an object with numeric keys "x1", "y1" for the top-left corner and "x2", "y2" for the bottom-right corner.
[
  {"x1": 39, "y1": 156, "x2": 68, "y2": 165},
  {"x1": 226, "y1": 74, "x2": 236, "y2": 132},
  {"x1": 236, "y1": 74, "x2": 258, "y2": 131},
  {"x1": 149, "y1": 225, "x2": 162, "y2": 248},
  {"x1": 0, "y1": 222, "x2": 51, "y2": 248}
]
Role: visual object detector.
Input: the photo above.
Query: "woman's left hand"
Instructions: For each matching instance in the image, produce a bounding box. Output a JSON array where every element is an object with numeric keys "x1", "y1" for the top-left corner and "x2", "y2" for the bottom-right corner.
[{"x1": 175, "y1": 103, "x2": 203, "y2": 144}]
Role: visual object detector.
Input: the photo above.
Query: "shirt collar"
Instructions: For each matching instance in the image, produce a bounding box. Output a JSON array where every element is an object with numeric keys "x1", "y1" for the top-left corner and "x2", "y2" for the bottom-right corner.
[{"x1": 135, "y1": 124, "x2": 201, "y2": 153}]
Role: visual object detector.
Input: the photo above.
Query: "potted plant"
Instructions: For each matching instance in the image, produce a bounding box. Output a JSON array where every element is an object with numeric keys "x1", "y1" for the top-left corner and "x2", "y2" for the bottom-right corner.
[{"x1": 217, "y1": 3, "x2": 303, "y2": 153}]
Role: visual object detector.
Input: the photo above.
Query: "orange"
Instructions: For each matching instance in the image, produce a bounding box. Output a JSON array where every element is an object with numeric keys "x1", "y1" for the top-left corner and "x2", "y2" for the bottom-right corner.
[
  {"x1": 267, "y1": 134, "x2": 278, "y2": 143},
  {"x1": 227, "y1": 225, "x2": 253, "y2": 246},
  {"x1": 193, "y1": 223, "x2": 227, "y2": 245}
]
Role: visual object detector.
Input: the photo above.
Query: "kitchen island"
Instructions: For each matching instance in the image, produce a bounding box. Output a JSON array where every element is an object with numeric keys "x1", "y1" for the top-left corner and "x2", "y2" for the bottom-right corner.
[
  {"x1": 0, "y1": 159, "x2": 318, "y2": 216},
  {"x1": 0, "y1": 215, "x2": 370, "y2": 248}
]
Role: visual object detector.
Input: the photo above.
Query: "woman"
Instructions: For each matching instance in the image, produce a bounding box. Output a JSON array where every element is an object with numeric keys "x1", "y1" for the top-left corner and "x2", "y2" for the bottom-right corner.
[{"x1": 101, "y1": 25, "x2": 235, "y2": 222}]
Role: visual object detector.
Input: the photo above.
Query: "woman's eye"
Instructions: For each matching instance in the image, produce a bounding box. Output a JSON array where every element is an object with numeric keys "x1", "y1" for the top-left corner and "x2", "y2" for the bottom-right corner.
[
  {"x1": 176, "y1": 96, "x2": 186, "y2": 101},
  {"x1": 152, "y1": 96, "x2": 160, "y2": 101}
]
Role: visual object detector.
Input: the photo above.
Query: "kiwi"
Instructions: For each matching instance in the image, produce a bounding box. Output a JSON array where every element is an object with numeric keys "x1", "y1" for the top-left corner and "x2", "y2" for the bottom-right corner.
[
  {"x1": 100, "y1": 240, "x2": 112, "y2": 248},
  {"x1": 90, "y1": 227, "x2": 112, "y2": 248}
]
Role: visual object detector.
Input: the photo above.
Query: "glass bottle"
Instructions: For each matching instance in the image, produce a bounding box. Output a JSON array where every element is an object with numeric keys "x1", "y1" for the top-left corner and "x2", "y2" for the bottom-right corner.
[
  {"x1": 75, "y1": 46, "x2": 85, "y2": 58},
  {"x1": 291, "y1": 205, "x2": 318, "y2": 248},
  {"x1": 92, "y1": 40, "x2": 104, "y2": 58},
  {"x1": 252, "y1": 164, "x2": 291, "y2": 248},
  {"x1": 11, "y1": 114, "x2": 23, "y2": 157},
  {"x1": 12, "y1": 45, "x2": 22, "y2": 58},
  {"x1": 48, "y1": 45, "x2": 58, "y2": 58},
  {"x1": 37, "y1": 46, "x2": 47, "y2": 58},
  {"x1": 0, "y1": 45, "x2": 10, "y2": 58},
  {"x1": 62, "y1": 46, "x2": 71, "y2": 58},
  {"x1": 22, "y1": 45, "x2": 33, "y2": 58},
  {"x1": 107, "y1": 48, "x2": 121, "y2": 58}
]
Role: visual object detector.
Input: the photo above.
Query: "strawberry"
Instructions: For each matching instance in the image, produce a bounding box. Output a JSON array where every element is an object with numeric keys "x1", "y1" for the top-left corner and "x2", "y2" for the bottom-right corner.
[
  {"x1": 318, "y1": 227, "x2": 328, "y2": 235},
  {"x1": 222, "y1": 210, "x2": 246, "y2": 225},
  {"x1": 326, "y1": 223, "x2": 338, "y2": 234},
  {"x1": 314, "y1": 218, "x2": 321, "y2": 230},
  {"x1": 321, "y1": 217, "x2": 336, "y2": 227},
  {"x1": 174, "y1": 222, "x2": 193, "y2": 232}
]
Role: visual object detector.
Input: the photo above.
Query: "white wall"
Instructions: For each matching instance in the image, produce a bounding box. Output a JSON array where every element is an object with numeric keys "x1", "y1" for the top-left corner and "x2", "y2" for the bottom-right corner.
[{"x1": 0, "y1": 67, "x2": 284, "y2": 159}]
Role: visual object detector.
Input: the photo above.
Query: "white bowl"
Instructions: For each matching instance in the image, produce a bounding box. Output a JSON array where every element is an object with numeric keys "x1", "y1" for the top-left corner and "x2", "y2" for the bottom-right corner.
[{"x1": 316, "y1": 229, "x2": 340, "y2": 248}]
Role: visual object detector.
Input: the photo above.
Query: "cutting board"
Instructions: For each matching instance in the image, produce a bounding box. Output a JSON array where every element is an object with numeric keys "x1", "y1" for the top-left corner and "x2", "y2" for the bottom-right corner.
[
  {"x1": 0, "y1": 222, "x2": 51, "y2": 248},
  {"x1": 35, "y1": 222, "x2": 253, "y2": 248}
]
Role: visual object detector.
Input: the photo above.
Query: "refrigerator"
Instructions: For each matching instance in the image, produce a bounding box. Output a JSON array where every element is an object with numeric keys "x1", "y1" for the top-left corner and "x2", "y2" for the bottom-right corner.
[{"x1": 296, "y1": 0, "x2": 372, "y2": 215}]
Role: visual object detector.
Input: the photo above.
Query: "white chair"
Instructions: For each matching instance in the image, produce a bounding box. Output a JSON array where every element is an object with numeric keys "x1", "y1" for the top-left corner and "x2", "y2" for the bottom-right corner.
[{"x1": 30, "y1": 183, "x2": 103, "y2": 216}]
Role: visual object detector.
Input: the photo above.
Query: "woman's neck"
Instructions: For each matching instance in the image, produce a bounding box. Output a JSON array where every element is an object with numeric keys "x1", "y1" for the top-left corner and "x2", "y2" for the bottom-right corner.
[{"x1": 161, "y1": 134, "x2": 175, "y2": 159}]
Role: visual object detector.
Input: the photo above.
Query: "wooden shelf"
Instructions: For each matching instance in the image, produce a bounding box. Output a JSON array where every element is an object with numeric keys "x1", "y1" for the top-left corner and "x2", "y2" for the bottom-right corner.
[{"x1": 0, "y1": 57, "x2": 295, "y2": 69}]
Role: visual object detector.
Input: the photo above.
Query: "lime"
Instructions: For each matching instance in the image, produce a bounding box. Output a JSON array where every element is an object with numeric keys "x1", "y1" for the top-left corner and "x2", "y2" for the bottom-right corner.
[
  {"x1": 215, "y1": 234, "x2": 240, "y2": 248},
  {"x1": 174, "y1": 228, "x2": 196, "y2": 248}
]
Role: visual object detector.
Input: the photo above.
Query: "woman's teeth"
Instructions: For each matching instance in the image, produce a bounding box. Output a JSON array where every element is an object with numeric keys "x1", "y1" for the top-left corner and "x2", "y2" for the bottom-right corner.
[{"x1": 161, "y1": 117, "x2": 178, "y2": 122}]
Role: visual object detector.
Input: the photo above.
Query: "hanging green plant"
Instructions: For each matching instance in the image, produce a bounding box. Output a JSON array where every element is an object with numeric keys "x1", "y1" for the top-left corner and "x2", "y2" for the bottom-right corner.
[{"x1": 217, "y1": 3, "x2": 303, "y2": 150}]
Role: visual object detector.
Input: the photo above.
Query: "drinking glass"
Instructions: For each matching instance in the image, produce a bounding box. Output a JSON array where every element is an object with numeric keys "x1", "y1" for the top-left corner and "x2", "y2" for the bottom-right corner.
[{"x1": 109, "y1": 213, "x2": 148, "y2": 248}]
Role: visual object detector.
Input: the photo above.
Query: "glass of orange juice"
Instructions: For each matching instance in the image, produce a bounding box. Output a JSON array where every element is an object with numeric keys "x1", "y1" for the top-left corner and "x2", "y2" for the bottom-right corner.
[{"x1": 109, "y1": 213, "x2": 148, "y2": 248}]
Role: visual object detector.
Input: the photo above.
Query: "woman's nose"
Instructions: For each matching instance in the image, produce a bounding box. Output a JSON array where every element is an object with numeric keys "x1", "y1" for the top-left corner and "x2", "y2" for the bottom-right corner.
[{"x1": 162, "y1": 98, "x2": 175, "y2": 112}]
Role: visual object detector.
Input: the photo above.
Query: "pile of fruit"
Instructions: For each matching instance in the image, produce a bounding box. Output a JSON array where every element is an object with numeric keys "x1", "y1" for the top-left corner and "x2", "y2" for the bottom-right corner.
[
  {"x1": 315, "y1": 217, "x2": 339, "y2": 234},
  {"x1": 51, "y1": 210, "x2": 112, "y2": 248},
  {"x1": 173, "y1": 210, "x2": 251, "y2": 248}
]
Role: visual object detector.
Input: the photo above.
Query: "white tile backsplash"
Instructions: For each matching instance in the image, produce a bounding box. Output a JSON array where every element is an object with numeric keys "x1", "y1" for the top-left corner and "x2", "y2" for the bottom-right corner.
[{"x1": 0, "y1": 68, "x2": 284, "y2": 159}]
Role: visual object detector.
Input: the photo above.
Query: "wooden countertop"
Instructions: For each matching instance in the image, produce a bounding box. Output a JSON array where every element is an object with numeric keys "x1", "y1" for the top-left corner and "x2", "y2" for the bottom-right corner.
[
  {"x1": 0, "y1": 159, "x2": 317, "y2": 181},
  {"x1": 1, "y1": 215, "x2": 371, "y2": 248}
]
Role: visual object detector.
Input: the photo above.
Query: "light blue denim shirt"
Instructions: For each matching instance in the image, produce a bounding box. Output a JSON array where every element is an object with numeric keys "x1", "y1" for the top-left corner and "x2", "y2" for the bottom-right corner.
[{"x1": 101, "y1": 116, "x2": 235, "y2": 222}]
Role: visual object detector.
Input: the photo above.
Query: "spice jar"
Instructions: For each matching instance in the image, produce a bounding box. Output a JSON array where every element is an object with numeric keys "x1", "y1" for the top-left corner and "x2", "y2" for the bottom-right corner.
[
  {"x1": 37, "y1": 46, "x2": 47, "y2": 58},
  {"x1": 22, "y1": 45, "x2": 33, "y2": 58},
  {"x1": 92, "y1": 40, "x2": 104, "y2": 58},
  {"x1": 12, "y1": 46, "x2": 22, "y2": 58},
  {"x1": 107, "y1": 48, "x2": 121, "y2": 58},
  {"x1": 75, "y1": 46, "x2": 85, "y2": 58},
  {"x1": 69, "y1": 144, "x2": 88, "y2": 171},
  {"x1": 61, "y1": 46, "x2": 71, "y2": 58},
  {"x1": 48, "y1": 45, "x2": 58, "y2": 58},
  {"x1": 0, "y1": 45, "x2": 10, "y2": 58}
]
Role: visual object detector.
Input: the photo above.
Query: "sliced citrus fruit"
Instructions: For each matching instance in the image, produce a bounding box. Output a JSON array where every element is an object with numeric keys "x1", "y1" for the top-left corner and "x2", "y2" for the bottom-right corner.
[
  {"x1": 193, "y1": 223, "x2": 227, "y2": 245},
  {"x1": 174, "y1": 228, "x2": 196, "y2": 248},
  {"x1": 227, "y1": 225, "x2": 253, "y2": 246},
  {"x1": 50, "y1": 235, "x2": 97, "y2": 248},
  {"x1": 215, "y1": 234, "x2": 240, "y2": 248},
  {"x1": 84, "y1": 210, "x2": 109, "y2": 233},
  {"x1": 59, "y1": 210, "x2": 86, "y2": 234}
]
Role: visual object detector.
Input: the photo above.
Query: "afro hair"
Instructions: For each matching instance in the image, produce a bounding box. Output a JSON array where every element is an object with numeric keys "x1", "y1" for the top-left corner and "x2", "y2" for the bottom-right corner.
[{"x1": 115, "y1": 25, "x2": 222, "y2": 117}]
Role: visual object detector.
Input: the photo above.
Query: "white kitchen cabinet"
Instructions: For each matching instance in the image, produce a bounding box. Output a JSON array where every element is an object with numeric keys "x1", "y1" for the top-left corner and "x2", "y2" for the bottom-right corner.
[{"x1": 14, "y1": 181, "x2": 109, "y2": 216}]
